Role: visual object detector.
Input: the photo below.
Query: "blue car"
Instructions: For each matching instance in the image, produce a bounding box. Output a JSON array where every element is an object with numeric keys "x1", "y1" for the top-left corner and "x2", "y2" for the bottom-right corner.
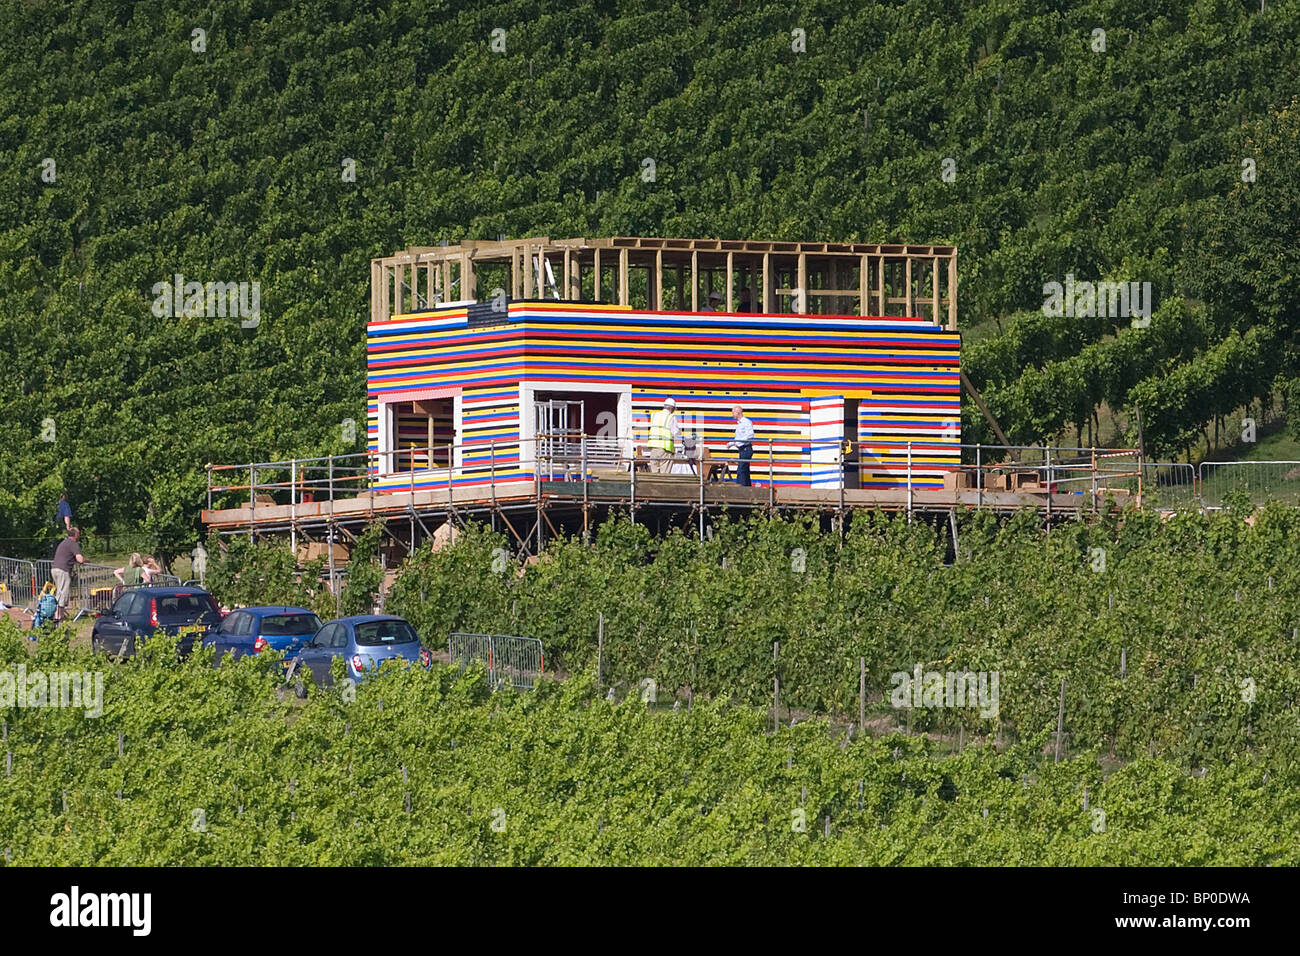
[
  {"x1": 203, "y1": 606, "x2": 324, "y2": 663},
  {"x1": 91, "y1": 586, "x2": 224, "y2": 658},
  {"x1": 286, "y1": 615, "x2": 432, "y2": 689}
]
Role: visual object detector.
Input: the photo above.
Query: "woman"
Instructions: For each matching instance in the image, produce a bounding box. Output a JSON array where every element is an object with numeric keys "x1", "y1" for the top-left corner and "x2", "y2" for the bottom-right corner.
[
  {"x1": 141, "y1": 555, "x2": 164, "y2": 584},
  {"x1": 114, "y1": 553, "x2": 145, "y2": 588}
]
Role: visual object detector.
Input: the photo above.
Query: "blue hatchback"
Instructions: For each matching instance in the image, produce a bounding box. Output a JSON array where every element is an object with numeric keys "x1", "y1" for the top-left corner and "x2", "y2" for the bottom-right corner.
[
  {"x1": 286, "y1": 615, "x2": 432, "y2": 688},
  {"x1": 203, "y1": 606, "x2": 324, "y2": 663}
]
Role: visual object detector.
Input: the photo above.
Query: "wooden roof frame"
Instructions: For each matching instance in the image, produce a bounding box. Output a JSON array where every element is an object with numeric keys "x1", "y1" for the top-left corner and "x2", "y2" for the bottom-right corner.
[{"x1": 372, "y1": 236, "x2": 958, "y2": 329}]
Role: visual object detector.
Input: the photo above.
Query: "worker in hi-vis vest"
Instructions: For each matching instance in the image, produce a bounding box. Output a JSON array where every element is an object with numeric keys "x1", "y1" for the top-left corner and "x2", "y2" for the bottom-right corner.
[{"x1": 647, "y1": 398, "x2": 681, "y2": 473}]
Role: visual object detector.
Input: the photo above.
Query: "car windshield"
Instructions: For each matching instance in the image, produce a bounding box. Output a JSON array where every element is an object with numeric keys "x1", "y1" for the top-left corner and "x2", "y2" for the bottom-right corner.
[
  {"x1": 157, "y1": 594, "x2": 222, "y2": 624},
  {"x1": 353, "y1": 620, "x2": 419, "y2": 646},
  {"x1": 260, "y1": 613, "x2": 324, "y2": 636}
]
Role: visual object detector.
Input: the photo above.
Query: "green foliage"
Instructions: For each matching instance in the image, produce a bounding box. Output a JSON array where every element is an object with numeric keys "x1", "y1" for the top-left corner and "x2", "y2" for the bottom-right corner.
[
  {"x1": 1, "y1": 613, "x2": 1295, "y2": 865},
  {"x1": 387, "y1": 510, "x2": 1300, "y2": 769},
  {"x1": 3, "y1": 2, "x2": 1300, "y2": 550}
]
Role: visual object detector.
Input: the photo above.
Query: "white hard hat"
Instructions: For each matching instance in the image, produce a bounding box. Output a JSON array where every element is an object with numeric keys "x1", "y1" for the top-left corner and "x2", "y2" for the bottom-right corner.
[
  {"x1": 708, "y1": 290, "x2": 723, "y2": 300},
  {"x1": 663, "y1": 397, "x2": 676, "y2": 408}
]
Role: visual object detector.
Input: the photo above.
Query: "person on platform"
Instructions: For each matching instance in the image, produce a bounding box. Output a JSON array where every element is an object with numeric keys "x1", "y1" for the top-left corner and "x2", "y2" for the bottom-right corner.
[
  {"x1": 702, "y1": 290, "x2": 723, "y2": 312},
  {"x1": 56, "y1": 492, "x2": 73, "y2": 533},
  {"x1": 648, "y1": 398, "x2": 681, "y2": 473},
  {"x1": 727, "y1": 405, "x2": 755, "y2": 487},
  {"x1": 738, "y1": 287, "x2": 755, "y2": 313}
]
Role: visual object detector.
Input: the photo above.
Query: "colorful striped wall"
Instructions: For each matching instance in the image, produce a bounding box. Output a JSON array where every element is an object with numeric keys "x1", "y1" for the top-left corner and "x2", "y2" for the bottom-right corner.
[{"x1": 366, "y1": 302, "x2": 960, "y2": 490}]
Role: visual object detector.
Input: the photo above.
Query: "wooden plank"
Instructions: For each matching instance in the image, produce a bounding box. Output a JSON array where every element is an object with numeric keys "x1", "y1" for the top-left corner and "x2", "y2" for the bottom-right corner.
[
  {"x1": 931, "y1": 256, "x2": 939, "y2": 324},
  {"x1": 859, "y1": 253, "x2": 869, "y2": 317},
  {"x1": 905, "y1": 256, "x2": 913, "y2": 316},
  {"x1": 371, "y1": 259, "x2": 380, "y2": 323},
  {"x1": 948, "y1": 253, "x2": 958, "y2": 330},
  {"x1": 877, "y1": 256, "x2": 885, "y2": 316},
  {"x1": 655, "y1": 248, "x2": 663, "y2": 310},
  {"x1": 691, "y1": 250, "x2": 698, "y2": 311},
  {"x1": 619, "y1": 247, "x2": 629, "y2": 305},
  {"x1": 726, "y1": 251, "x2": 734, "y2": 312},
  {"x1": 762, "y1": 252, "x2": 772, "y2": 313},
  {"x1": 594, "y1": 247, "x2": 601, "y2": 301},
  {"x1": 797, "y1": 252, "x2": 807, "y2": 314}
]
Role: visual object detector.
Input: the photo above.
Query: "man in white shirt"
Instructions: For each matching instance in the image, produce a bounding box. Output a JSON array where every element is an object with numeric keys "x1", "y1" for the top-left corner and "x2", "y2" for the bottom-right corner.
[
  {"x1": 701, "y1": 290, "x2": 723, "y2": 312},
  {"x1": 727, "y1": 405, "x2": 755, "y2": 486}
]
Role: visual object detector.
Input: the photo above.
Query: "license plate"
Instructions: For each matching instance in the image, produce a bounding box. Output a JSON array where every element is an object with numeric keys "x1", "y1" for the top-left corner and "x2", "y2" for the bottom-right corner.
[{"x1": 177, "y1": 624, "x2": 203, "y2": 637}]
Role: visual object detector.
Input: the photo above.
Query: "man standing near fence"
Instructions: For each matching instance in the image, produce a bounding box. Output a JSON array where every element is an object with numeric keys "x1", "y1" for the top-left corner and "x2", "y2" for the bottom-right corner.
[
  {"x1": 52, "y1": 526, "x2": 84, "y2": 623},
  {"x1": 727, "y1": 404, "x2": 755, "y2": 487}
]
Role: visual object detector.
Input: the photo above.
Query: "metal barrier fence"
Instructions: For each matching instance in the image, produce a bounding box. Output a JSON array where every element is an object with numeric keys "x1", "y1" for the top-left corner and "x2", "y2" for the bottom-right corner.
[
  {"x1": 74, "y1": 563, "x2": 122, "y2": 614},
  {"x1": 1141, "y1": 462, "x2": 1199, "y2": 510},
  {"x1": 0, "y1": 556, "x2": 37, "y2": 607},
  {"x1": 0, "y1": 555, "x2": 189, "y2": 617},
  {"x1": 1199, "y1": 460, "x2": 1300, "y2": 509},
  {"x1": 448, "y1": 632, "x2": 545, "y2": 691}
]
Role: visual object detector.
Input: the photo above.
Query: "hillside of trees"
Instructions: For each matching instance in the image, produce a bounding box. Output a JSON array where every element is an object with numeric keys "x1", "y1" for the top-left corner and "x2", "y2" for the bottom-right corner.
[{"x1": 1, "y1": 0, "x2": 1298, "y2": 557}]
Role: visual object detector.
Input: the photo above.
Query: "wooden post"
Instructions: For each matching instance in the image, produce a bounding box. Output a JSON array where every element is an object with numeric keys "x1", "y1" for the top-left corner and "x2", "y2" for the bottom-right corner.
[
  {"x1": 927, "y1": 256, "x2": 937, "y2": 322},
  {"x1": 948, "y1": 253, "x2": 958, "y2": 330},
  {"x1": 827, "y1": 256, "x2": 838, "y2": 315},
  {"x1": 619, "y1": 248, "x2": 629, "y2": 306},
  {"x1": 858, "y1": 657, "x2": 865, "y2": 736},
  {"x1": 905, "y1": 256, "x2": 913, "y2": 316},
  {"x1": 762, "y1": 252, "x2": 772, "y2": 313},
  {"x1": 725, "y1": 251, "x2": 734, "y2": 312},
  {"x1": 796, "y1": 252, "x2": 807, "y2": 314},
  {"x1": 523, "y1": 244, "x2": 534, "y2": 298},
  {"x1": 877, "y1": 256, "x2": 886, "y2": 315},
  {"x1": 859, "y1": 253, "x2": 870, "y2": 316},
  {"x1": 371, "y1": 259, "x2": 380, "y2": 323},
  {"x1": 593, "y1": 247, "x2": 601, "y2": 301},
  {"x1": 691, "y1": 250, "x2": 699, "y2": 311},
  {"x1": 654, "y1": 248, "x2": 663, "y2": 310},
  {"x1": 773, "y1": 641, "x2": 780, "y2": 731},
  {"x1": 1054, "y1": 678, "x2": 1066, "y2": 764}
]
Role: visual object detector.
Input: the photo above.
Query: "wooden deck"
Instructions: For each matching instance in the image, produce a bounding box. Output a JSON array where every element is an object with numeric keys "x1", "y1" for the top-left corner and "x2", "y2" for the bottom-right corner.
[{"x1": 203, "y1": 475, "x2": 1107, "y2": 537}]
